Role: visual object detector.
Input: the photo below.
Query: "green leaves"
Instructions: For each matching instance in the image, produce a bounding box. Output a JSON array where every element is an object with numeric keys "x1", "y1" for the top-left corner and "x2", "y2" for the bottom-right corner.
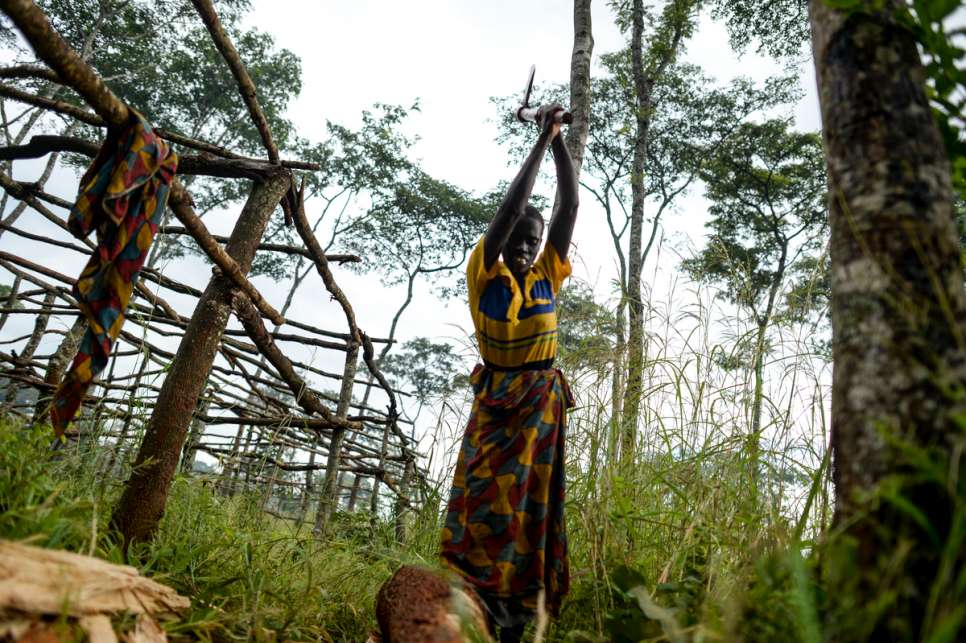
[
  {"x1": 338, "y1": 158, "x2": 490, "y2": 296},
  {"x1": 380, "y1": 338, "x2": 465, "y2": 403},
  {"x1": 913, "y1": 0, "x2": 960, "y2": 23},
  {"x1": 709, "y1": 0, "x2": 811, "y2": 59},
  {"x1": 556, "y1": 280, "x2": 617, "y2": 371},
  {"x1": 684, "y1": 119, "x2": 828, "y2": 321}
]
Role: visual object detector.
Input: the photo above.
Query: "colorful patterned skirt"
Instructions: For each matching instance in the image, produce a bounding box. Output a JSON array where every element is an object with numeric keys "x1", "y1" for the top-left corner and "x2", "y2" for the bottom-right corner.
[{"x1": 441, "y1": 364, "x2": 573, "y2": 628}]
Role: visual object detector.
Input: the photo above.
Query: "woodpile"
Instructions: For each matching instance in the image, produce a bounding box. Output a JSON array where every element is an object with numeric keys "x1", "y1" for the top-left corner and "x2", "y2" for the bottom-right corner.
[{"x1": 0, "y1": 540, "x2": 189, "y2": 643}]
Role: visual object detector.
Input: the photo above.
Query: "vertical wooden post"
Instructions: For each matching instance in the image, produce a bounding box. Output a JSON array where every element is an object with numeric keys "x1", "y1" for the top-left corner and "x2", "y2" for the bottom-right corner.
[
  {"x1": 369, "y1": 422, "x2": 390, "y2": 520},
  {"x1": 226, "y1": 422, "x2": 246, "y2": 496},
  {"x1": 31, "y1": 314, "x2": 85, "y2": 426},
  {"x1": 2, "y1": 290, "x2": 54, "y2": 411},
  {"x1": 393, "y1": 457, "x2": 415, "y2": 543},
  {"x1": 314, "y1": 342, "x2": 358, "y2": 535},
  {"x1": 241, "y1": 423, "x2": 255, "y2": 487},
  {"x1": 347, "y1": 473, "x2": 362, "y2": 511},
  {"x1": 105, "y1": 346, "x2": 150, "y2": 477},
  {"x1": 180, "y1": 381, "x2": 213, "y2": 473},
  {"x1": 0, "y1": 275, "x2": 22, "y2": 333},
  {"x1": 299, "y1": 436, "x2": 317, "y2": 524}
]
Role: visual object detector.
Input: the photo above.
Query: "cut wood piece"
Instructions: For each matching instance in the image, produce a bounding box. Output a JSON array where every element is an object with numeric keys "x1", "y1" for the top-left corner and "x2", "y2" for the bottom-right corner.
[
  {"x1": 123, "y1": 614, "x2": 166, "y2": 643},
  {"x1": 0, "y1": 541, "x2": 190, "y2": 618},
  {"x1": 79, "y1": 615, "x2": 117, "y2": 643}
]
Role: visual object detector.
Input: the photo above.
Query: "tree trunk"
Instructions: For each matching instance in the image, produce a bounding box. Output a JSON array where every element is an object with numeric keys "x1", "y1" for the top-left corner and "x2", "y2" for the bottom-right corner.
[
  {"x1": 105, "y1": 348, "x2": 150, "y2": 477},
  {"x1": 618, "y1": 0, "x2": 651, "y2": 469},
  {"x1": 809, "y1": 2, "x2": 966, "y2": 639},
  {"x1": 609, "y1": 299, "x2": 625, "y2": 462},
  {"x1": 314, "y1": 343, "x2": 359, "y2": 536},
  {"x1": 747, "y1": 319, "x2": 767, "y2": 505},
  {"x1": 748, "y1": 241, "x2": 788, "y2": 505},
  {"x1": 111, "y1": 171, "x2": 290, "y2": 546},
  {"x1": 566, "y1": 0, "x2": 594, "y2": 176}
]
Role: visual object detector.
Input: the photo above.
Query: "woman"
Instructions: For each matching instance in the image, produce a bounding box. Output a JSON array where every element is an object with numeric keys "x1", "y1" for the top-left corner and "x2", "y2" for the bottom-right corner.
[{"x1": 441, "y1": 104, "x2": 578, "y2": 642}]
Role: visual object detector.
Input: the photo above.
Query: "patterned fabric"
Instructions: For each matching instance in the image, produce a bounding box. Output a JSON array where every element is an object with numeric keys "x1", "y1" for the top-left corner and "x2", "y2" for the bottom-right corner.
[
  {"x1": 466, "y1": 236, "x2": 571, "y2": 368},
  {"x1": 441, "y1": 365, "x2": 573, "y2": 628},
  {"x1": 51, "y1": 111, "x2": 178, "y2": 436}
]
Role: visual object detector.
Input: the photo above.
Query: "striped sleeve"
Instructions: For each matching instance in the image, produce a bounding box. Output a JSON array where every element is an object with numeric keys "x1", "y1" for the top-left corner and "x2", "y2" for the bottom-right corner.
[
  {"x1": 535, "y1": 243, "x2": 572, "y2": 294},
  {"x1": 466, "y1": 235, "x2": 500, "y2": 302}
]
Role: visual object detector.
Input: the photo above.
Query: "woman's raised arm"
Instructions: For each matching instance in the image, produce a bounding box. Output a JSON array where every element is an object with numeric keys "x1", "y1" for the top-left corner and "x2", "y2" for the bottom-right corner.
[{"x1": 483, "y1": 105, "x2": 564, "y2": 270}]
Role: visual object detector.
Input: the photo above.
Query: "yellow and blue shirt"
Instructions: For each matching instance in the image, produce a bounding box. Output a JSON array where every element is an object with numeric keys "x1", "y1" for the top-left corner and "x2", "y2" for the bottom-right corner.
[{"x1": 467, "y1": 235, "x2": 571, "y2": 368}]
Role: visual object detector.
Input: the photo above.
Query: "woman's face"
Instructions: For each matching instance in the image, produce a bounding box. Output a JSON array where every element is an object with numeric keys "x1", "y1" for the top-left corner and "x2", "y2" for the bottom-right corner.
[{"x1": 503, "y1": 216, "x2": 543, "y2": 276}]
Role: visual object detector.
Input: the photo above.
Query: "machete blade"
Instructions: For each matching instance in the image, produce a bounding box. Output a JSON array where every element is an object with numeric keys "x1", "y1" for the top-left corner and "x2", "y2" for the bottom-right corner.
[{"x1": 522, "y1": 64, "x2": 536, "y2": 108}]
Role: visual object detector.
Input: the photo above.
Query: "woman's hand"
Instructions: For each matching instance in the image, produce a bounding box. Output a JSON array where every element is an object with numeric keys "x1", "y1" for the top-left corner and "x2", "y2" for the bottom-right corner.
[{"x1": 536, "y1": 104, "x2": 564, "y2": 141}]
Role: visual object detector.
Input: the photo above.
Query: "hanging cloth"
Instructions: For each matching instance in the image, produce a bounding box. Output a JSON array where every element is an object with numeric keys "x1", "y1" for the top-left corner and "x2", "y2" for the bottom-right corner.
[{"x1": 51, "y1": 110, "x2": 178, "y2": 436}]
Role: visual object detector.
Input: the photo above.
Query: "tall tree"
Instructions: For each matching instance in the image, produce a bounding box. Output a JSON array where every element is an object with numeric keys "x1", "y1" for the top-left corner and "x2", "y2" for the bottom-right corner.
[
  {"x1": 566, "y1": 0, "x2": 594, "y2": 176},
  {"x1": 381, "y1": 337, "x2": 464, "y2": 411},
  {"x1": 33, "y1": 0, "x2": 301, "y2": 218},
  {"x1": 270, "y1": 104, "x2": 418, "y2": 319},
  {"x1": 340, "y1": 171, "x2": 491, "y2": 515},
  {"x1": 339, "y1": 171, "x2": 492, "y2": 363},
  {"x1": 555, "y1": 280, "x2": 616, "y2": 371},
  {"x1": 682, "y1": 119, "x2": 827, "y2": 500},
  {"x1": 709, "y1": 0, "x2": 810, "y2": 59},
  {"x1": 809, "y1": 0, "x2": 966, "y2": 639},
  {"x1": 619, "y1": 0, "x2": 699, "y2": 467}
]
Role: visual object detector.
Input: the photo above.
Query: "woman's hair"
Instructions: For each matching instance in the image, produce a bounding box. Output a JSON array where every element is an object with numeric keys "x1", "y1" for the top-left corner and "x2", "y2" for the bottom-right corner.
[{"x1": 524, "y1": 204, "x2": 545, "y2": 233}]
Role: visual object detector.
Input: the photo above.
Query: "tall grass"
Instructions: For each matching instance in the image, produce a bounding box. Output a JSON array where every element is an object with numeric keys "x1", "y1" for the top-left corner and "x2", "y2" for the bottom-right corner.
[
  {"x1": 0, "y1": 421, "x2": 441, "y2": 641},
  {"x1": 0, "y1": 279, "x2": 836, "y2": 642},
  {"x1": 409, "y1": 278, "x2": 832, "y2": 641}
]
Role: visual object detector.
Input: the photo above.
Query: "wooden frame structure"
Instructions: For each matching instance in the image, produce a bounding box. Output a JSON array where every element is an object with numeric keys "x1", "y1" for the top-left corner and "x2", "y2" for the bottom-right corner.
[{"x1": 0, "y1": 0, "x2": 425, "y2": 537}]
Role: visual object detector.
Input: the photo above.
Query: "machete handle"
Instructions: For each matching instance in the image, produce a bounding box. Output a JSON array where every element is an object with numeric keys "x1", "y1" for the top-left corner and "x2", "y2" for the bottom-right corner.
[{"x1": 516, "y1": 106, "x2": 574, "y2": 125}]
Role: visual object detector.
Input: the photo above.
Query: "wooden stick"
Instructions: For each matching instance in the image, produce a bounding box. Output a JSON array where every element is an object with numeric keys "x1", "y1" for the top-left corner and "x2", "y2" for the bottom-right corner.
[
  {"x1": 188, "y1": 0, "x2": 298, "y2": 224},
  {"x1": 0, "y1": 63, "x2": 59, "y2": 83},
  {"x1": 230, "y1": 289, "x2": 360, "y2": 431},
  {"x1": 0, "y1": 133, "x2": 321, "y2": 178},
  {"x1": 167, "y1": 180, "x2": 287, "y2": 326},
  {"x1": 161, "y1": 226, "x2": 360, "y2": 263},
  {"x1": 189, "y1": 0, "x2": 278, "y2": 164},
  {"x1": 0, "y1": 171, "x2": 94, "y2": 250}
]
